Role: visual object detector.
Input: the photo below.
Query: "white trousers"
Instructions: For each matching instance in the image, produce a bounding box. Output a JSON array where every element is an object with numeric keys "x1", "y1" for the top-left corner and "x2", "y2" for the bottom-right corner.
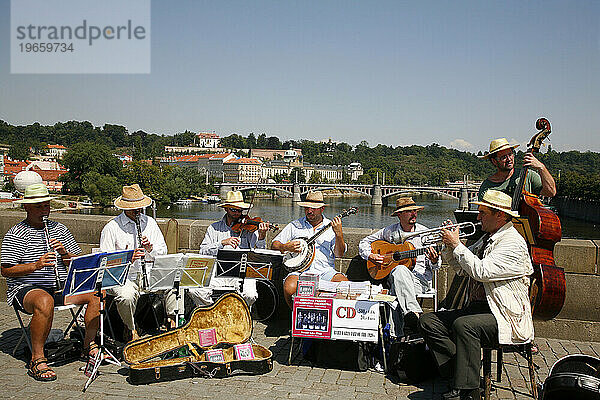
[
  {"x1": 107, "y1": 279, "x2": 177, "y2": 332},
  {"x1": 188, "y1": 278, "x2": 258, "y2": 308}
]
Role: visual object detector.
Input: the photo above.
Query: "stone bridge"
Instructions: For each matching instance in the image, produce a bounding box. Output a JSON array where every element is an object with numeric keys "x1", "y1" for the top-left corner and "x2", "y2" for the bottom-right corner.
[{"x1": 216, "y1": 183, "x2": 479, "y2": 206}]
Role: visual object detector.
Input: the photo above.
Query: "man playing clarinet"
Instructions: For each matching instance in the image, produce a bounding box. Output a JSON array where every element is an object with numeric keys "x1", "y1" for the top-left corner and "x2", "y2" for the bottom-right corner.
[
  {"x1": 100, "y1": 184, "x2": 174, "y2": 341},
  {"x1": 1, "y1": 183, "x2": 100, "y2": 382}
]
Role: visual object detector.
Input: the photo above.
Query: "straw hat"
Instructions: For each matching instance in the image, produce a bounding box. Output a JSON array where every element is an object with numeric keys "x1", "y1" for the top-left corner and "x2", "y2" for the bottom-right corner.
[
  {"x1": 391, "y1": 197, "x2": 424, "y2": 216},
  {"x1": 114, "y1": 184, "x2": 152, "y2": 210},
  {"x1": 472, "y1": 189, "x2": 520, "y2": 218},
  {"x1": 217, "y1": 191, "x2": 252, "y2": 209},
  {"x1": 297, "y1": 191, "x2": 326, "y2": 208},
  {"x1": 16, "y1": 183, "x2": 56, "y2": 204},
  {"x1": 478, "y1": 138, "x2": 520, "y2": 159}
]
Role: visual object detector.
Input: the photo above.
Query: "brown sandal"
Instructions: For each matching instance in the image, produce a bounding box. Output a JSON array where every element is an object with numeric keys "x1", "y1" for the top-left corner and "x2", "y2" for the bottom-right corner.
[
  {"x1": 83, "y1": 342, "x2": 108, "y2": 362},
  {"x1": 27, "y1": 357, "x2": 57, "y2": 382}
]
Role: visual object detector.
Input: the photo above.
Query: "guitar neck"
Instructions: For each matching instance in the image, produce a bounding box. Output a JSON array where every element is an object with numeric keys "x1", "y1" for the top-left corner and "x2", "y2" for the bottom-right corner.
[
  {"x1": 394, "y1": 244, "x2": 441, "y2": 261},
  {"x1": 306, "y1": 221, "x2": 334, "y2": 245}
]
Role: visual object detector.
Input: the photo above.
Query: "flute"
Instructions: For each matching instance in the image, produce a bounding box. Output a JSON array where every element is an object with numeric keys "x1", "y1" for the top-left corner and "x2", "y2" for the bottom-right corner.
[
  {"x1": 134, "y1": 213, "x2": 150, "y2": 289},
  {"x1": 42, "y1": 216, "x2": 63, "y2": 292}
]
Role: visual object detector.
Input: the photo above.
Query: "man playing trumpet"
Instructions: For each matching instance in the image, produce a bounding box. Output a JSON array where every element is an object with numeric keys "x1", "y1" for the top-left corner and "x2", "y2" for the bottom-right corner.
[
  {"x1": 419, "y1": 190, "x2": 534, "y2": 400},
  {"x1": 358, "y1": 197, "x2": 440, "y2": 338},
  {"x1": 1, "y1": 183, "x2": 100, "y2": 381}
]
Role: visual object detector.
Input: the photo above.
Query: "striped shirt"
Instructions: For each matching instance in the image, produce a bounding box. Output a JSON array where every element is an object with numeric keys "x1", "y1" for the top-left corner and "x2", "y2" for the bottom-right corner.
[{"x1": 1, "y1": 220, "x2": 81, "y2": 306}]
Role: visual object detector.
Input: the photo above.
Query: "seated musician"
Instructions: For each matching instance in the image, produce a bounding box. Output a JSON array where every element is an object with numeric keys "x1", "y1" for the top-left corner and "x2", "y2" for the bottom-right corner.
[
  {"x1": 271, "y1": 191, "x2": 348, "y2": 308},
  {"x1": 188, "y1": 190, "x2": 270, "y2": 307},
  {"x1": 358, "y1": 197, "x2": 439, "y2": 338},
  {"x1": 99, "y1": 184, "x2": 174, "y2": 341},
  {"x1": 1, "y1": 183, "x2": 100, "y2": 382},
  {"x1": 419, "y1": 190, "x2": 534, "y2": 400}
]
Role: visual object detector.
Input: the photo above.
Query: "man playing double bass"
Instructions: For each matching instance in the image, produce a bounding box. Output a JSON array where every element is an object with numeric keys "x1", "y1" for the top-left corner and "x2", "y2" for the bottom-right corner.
[
  {"x1": 478, "y1": 138, "x2": 556, "y2": 200},
  {"x1": 419, "y1": 190, "x2": 534, "y2": 400}
]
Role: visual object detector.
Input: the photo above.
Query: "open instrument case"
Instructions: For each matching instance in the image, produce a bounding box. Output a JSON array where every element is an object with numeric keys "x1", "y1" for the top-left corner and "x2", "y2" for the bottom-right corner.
[{"x1": 123, "y1": 293, "x2": 273, "y2": 384}]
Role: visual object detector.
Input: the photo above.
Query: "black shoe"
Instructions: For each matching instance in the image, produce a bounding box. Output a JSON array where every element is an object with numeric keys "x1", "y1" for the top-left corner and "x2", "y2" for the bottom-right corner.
[
  {"x1": 404, "y1": 311, "x2": 420, "y2": 331},
  {"x1": 441, "y1": 388, "x2": 461, "y2": 400},
  {"x1": 460, "y1": 388, "x2": 481, "y2": 400}
]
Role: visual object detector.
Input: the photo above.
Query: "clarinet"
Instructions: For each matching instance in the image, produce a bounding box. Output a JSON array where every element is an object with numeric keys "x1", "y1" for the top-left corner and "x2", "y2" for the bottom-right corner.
[
  {"x1": 42, "y1": 216, "x2": 63, "y2": 292},
  {"x1": 134, "y1": 213, "x2": 150, "y2": 289}
]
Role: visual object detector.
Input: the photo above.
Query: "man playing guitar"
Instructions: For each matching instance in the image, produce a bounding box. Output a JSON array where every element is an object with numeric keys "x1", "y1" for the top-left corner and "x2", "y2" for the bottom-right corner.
[
  {"x1": 358, "y1": 197, "x2": 439, "y2": 337},
  {"x1": 271, "y1": 191, "x2": 348, "y2": 308}
]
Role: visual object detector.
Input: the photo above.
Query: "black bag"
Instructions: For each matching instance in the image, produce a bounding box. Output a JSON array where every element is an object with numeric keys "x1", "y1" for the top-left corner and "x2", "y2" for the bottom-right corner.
[
  {"x1": 396, "y1": 342, "x2": 438, "y2": 383},
  {"x1": 303, "y1": 338, "x2": 371, "y2": 371},
  {"x1": 542, "y1": 354, "x2": 600, "y2": 400}
]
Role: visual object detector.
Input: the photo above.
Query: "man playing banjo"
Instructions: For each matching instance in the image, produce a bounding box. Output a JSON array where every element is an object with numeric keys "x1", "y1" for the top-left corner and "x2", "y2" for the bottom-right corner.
[{"x1": 271, "y1": 191, "x2": 348, "y2": 308}]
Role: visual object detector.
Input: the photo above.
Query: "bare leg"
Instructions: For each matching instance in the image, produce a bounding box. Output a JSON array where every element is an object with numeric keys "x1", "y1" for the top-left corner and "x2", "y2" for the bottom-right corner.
[
  {"x1": 283, "y1": 275, "x2": 299, "y2": 309},
  {"x1": 73, "y1": 292, "x2": 100, "y2": 351},
  {"x1": 23, "y1": 289, "x2": 55, "y2": 380}
]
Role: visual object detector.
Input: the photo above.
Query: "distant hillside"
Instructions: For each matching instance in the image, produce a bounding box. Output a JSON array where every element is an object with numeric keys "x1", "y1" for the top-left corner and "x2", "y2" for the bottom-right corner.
[{"x1": 1, "y1": 120, "x2": 598, "y2": 200}]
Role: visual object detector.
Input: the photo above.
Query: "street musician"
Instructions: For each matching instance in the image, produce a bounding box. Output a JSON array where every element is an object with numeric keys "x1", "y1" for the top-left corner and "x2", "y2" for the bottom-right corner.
[
  {"x1": 419, "y1": 190, "x2": 534, "y2": 400},
  {"x1": 358, "y1": 197, "x2": 439, "y2": 338},
  {"x1": 188, "y1": 190, "x2": 270, "y2": 308},
  {"x1": 1, "y1": 183, "x2": 100, "y2": 382},
  {"x1": 99, "y1": 184, "x2": 173, "y2": 341}
]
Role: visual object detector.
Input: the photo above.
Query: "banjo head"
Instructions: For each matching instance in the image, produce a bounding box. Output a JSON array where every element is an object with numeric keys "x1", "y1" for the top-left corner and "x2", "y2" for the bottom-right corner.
[{"x1": 283, "y1": 239, "x2": 315, "y2": 272}]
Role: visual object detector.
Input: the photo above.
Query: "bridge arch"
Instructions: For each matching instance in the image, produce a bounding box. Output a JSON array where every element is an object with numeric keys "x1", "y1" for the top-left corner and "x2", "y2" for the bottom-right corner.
[
  {"x1": 229, "y1": 185, "x2": 293, "y2": 197},
  {"x1": 299, "y1": 185, "x2": 370, "y2": 197},
  {"x1": 382, "y1": 189, "x2": 458, "y2": 200}
]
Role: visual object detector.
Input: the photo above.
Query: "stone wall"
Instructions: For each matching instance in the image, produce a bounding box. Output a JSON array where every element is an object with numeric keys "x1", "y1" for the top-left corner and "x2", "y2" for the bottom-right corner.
[{"x1": 1, "y1": 210, "x2": 598, "y2": 341}]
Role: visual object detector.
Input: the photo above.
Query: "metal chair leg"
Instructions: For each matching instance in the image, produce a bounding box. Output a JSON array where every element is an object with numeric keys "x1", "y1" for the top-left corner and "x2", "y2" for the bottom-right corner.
[{"x1": 483, "y1": 348, "x2": 492, "y2": 400}]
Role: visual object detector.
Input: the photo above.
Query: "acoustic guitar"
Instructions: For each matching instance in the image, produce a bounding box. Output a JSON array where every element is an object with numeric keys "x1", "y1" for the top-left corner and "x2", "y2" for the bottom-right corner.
[{"x1": 367, "y1": 240, "x2": 441, "y2": 280}]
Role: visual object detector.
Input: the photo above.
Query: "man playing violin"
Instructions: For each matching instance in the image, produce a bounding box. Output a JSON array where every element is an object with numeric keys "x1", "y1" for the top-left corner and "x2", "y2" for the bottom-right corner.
[
  {"x1": 478, "y1": 138, "x2": 556, "y2": 200},
  {"x1": 188, "y1": 190, "x2": 270, "y2": 307},
  {"x1": 419, "y1": 190, "x2": 534, "y2": 400},
  {"x1": 1, "y1": 183, "x2": 100, "y2": 382},
  {"x1": 358, "y1": 197, "x2": 440, "y2": 338},
  {"x1": 271, "y1": 191, "x2": 348, "y2": 309}
]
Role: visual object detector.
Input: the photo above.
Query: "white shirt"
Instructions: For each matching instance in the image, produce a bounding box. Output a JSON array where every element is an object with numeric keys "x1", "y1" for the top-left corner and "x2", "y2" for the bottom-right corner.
[
  {"x1": 199, "y1": 216, "x2": 266, "y2": 256},
  {"x1": 273, "y1": 216, "x2": 342, "y2": 276},
  {"x1": 99, "y1": 212, "x2": 168, "y2": 281},
  {"x1": 358, "y1": 222, "x2": 440, "y2": 284},
  {"x1": 443, "y1": 221, "x2": 534, "y2": 345}
]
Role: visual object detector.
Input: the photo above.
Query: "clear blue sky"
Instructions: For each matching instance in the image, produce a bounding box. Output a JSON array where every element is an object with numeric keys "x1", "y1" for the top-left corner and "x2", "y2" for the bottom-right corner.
[{"x1": 1, "y1": 1, "x2": 599, "y2": 152}]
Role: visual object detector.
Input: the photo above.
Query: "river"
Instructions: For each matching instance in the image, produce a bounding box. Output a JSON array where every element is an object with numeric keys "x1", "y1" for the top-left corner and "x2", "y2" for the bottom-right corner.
[{"x1": 69, "y1": 194, "x2": 599, "y2": 239}]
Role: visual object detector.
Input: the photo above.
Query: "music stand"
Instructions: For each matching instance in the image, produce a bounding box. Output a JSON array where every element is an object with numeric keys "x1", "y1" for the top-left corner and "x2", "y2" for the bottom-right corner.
[
  {"x1": 150, "y1": 254, "x2": 215, "y2": 327},
  {"x1": 81, "y1": 250, "x2": 133, "y2": 392}
]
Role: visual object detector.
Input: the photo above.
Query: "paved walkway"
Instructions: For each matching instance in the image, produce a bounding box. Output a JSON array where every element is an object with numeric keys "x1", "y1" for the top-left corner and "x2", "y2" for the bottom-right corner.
[{"x1": 1, "y1": 302, "x2": 598, "y2": 400}]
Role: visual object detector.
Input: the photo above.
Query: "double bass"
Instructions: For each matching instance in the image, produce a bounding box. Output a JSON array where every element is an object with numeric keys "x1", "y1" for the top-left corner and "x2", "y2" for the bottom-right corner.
[{"x1": 511, "y1": 118, "x2": 565, "y2": 319}]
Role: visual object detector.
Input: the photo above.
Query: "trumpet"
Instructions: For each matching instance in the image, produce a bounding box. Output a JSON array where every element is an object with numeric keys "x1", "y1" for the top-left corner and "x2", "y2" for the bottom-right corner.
[
  {"x1": 392, "y1": 222, "x2": 481, "y2": 246},
  {"x1": 42, "y1": 216, "x2": 63, "y2": 291}
]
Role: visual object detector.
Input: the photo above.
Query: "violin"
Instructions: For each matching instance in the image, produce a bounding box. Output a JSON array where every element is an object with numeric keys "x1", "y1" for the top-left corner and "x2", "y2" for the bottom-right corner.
[{"x1": 231, "y1": 215, "x2": 279, "y2": 233}]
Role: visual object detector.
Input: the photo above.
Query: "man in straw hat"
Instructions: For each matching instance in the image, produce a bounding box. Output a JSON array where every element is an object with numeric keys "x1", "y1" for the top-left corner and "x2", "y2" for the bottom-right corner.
[
  {"x1": 358, "y1": 197, "x2": 440, "y2": 338},
  {"x1": 1, "y1": 183, "x2": 100, "y2": 381},
  {"x1": 187, "y1": 190, "x2": 270, "y2": 307},
  {"x1": 419, "y1": 190, "x2": 534, "y2": 400},
  {"x1": 478, "y1": 137, "x2": 556, "y2": 201},
  {"x1": 99, "y1": 184, "x2": 173, "y2": 341},
  {"x1": 272, "y1": 190, "x2": 348, "y2": 308}
]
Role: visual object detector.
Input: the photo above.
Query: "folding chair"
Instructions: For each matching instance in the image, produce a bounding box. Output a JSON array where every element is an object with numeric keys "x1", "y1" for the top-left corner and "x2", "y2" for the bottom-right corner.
[
  {"x1": 416, "y1": 269, "x2": 438, "y2": 311},
  {"x1": 12, "y1": 302, "x2": 84, "y2": 358}
]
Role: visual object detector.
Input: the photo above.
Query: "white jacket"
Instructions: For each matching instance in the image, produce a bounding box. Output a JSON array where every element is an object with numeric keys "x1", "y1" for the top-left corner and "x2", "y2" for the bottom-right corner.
[{"x1": 443, "y1": 222, "x2": 534, "y2": 345}]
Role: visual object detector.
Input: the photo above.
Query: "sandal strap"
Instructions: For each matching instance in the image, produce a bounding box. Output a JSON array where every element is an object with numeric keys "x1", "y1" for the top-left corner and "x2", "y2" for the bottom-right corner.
[{"x1": 30, "y1": 357, "x2": 49, "y2": 368}]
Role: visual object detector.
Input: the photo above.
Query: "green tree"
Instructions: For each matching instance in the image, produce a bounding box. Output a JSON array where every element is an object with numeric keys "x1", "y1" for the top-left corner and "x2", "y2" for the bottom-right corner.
[
  {"x1": 81, "y1": 172, "x2": 121, "y2": 206},
  {"x1": 7, "y1": 142, "x2": 30, "y2": 160},
  {"x1": 289, "y1": 167, "x2": 306, "y2": 183},
  {"x1": 61, "y1": 142, "x2": 122, "y2": 194},
  {"x1": 308, "y1": 171, "x2": 322, "y2": 183}
]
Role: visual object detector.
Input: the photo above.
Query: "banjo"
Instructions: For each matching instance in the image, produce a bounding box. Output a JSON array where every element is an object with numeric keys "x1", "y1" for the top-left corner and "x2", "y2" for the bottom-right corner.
[{"x1": 282, "y1": 207, "x2": 358, "y2": 273}]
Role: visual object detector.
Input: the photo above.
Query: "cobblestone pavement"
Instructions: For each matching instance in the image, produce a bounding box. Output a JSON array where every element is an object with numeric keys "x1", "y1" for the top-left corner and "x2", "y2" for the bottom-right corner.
[{"x1": 1, "y1": 302, "x2": 598, "y2": 400}]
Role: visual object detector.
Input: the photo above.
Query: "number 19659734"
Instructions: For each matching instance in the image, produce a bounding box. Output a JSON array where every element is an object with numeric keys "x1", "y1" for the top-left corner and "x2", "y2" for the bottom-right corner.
[{"x1": 19, "y1": 42, "x2": 74, "y2": 52}]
